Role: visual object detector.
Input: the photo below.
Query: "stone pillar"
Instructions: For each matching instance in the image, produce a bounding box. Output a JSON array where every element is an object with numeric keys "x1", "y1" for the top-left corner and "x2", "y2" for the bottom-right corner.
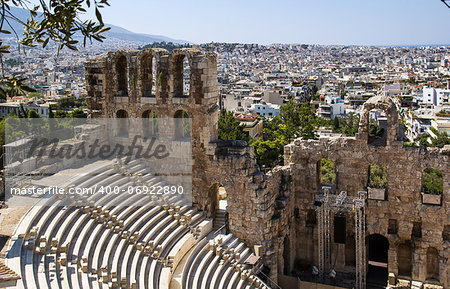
[
  {"x1": 388, "y1": 247, "x2": 398, "y2": 277},
  {"x1": 158, "y1": 55, "x2": 169, "y2": 105},
  {"x1": 413, "y1": 247, "x2": 425, "y2": 282}
]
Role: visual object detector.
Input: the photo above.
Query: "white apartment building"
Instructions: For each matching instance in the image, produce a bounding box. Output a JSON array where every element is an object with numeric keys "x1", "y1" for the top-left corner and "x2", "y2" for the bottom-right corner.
[
  {"x1": 250, "y1": 103, "x2": 280, "y2": 117},
  {"x1": 0, "y1": 102, "x2": 51, "y2": 118},
  {"x1": 422, "y1": 87, "x2": 450, "y2": 111}
]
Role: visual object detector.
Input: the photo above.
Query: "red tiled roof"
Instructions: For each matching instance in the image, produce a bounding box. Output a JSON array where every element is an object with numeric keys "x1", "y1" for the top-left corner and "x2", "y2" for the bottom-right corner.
[
  {"x1": 235, "y1": 112, "x2": 259, "y2": 120},
  {"x1": 0, "y1": 261, "x2": 20, "y2": 282}
]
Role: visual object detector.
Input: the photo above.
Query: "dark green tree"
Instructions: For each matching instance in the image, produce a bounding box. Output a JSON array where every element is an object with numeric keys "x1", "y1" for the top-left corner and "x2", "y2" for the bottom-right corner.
[
  {"x1": 54, "y1": 110, "x2": 69, "y2": 118},
  {"x1": 218, "y1": 110, "x2": 249, "y2": 142},
  {"x1": 333, "y1": 117, "x2": 340, "y2": 131},
  {"x1": 27, "y1": 109, "x2": 40, "y2": 118},
  {"x1": 297, "y1": 102, "x2": 318, "y2": 140},
  {"x1": 431, "y1": 131, "x2": 450, "y2": 148},
  {"x1": 70, "y1": 109, "x2": 87, "y2": 118},
  {"x1": 422, "y1": 168, "x2": 443, "y2": 194},
  {"x1": 251, "y1": 138, "x2": 285, "y2": 167}
]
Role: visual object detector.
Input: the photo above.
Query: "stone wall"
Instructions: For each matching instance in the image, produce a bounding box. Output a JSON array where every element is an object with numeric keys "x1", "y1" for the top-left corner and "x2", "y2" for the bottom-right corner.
[{"x1": 284, "y1": 95, "x2": 449, "y2": 288}]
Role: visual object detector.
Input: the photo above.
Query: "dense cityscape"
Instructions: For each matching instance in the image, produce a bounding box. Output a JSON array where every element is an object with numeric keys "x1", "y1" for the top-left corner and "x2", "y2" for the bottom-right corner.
[{"x1": 2, "y1": 41, "x2": 449, "y2": 148}]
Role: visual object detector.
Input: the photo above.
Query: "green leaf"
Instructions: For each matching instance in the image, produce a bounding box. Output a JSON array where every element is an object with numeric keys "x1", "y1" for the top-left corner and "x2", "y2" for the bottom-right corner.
[
  {"x1": 95, "y1": 7, "x2": 103, "y2": 25},
  {"x1": 21, "y1": 85, "x2": 37, "y2": 93}
]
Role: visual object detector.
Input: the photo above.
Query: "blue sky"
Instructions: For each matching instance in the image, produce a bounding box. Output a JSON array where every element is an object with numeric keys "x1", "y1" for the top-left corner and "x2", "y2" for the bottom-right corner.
[{"x1": 99, "y1": 0, "x2": 449, "y2": 45}]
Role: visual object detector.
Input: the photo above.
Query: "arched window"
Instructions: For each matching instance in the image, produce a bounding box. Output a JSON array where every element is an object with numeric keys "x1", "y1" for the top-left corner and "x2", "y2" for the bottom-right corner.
[
  {"x1": 426, "y1": 247, "x2": 439, "y2": 280},
  {"x1": 116, "y1": 109, "x2": 129, "y2": 137},
  {"x1": 172, "y1": 55, "x2": 190, "y2": 97},
  {"x1": 142, "y1": 110, "x2": 158, "y2": 137},
  {"x1": 174, "y1": 110, "x2": 190, "y2": 139},
  {"x1": 368, "y1": 109, "x2": 387, "y2": 146},
  {"x1": 116, "y1": 55, "x2": 128, "y2": 96},
  {"x1": 141, "y1": 55, "x2": 154, "y2": 97}
]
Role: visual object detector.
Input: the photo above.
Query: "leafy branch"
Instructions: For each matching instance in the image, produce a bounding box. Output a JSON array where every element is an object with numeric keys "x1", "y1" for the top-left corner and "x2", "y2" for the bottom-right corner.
[{"x1": 0, "y1": 0, "x2": 110, "y2": 99}]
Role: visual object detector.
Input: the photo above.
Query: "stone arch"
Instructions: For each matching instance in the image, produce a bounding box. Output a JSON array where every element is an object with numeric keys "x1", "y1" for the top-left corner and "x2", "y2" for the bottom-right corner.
[
  {"x1": 170, "y1": 53, "x2": 190, "y2": 98},
  {"x1": 174, "y1": 110, "x2": 190, "y2": 139},
  {"x1": 115, "y1": 54, "x2": 128, "y2": 96},
  {"x1": 140, "y1": 53, "x2": 155, "y2": 97},
  {"x1": 397, "y1": 242, "x2": 412, "y2": 277},
  {"x1": 426, "y1": 247, "x2": 439, "y2": 280},
  {"x1": 141, "y1": 110, "x2": 158, "y2": 136},
  {"x1": 116, "y1": 109, "x2": 128, "y2": 118},
  {"x1": 357, "y1": 95, "x2": 400, "y2": 146}
]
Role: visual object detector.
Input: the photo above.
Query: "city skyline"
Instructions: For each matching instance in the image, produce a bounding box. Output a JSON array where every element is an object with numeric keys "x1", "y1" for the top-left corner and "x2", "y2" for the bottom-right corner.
[{"x1": 96, "y1": 0, "x2": 450, "y2": 46}]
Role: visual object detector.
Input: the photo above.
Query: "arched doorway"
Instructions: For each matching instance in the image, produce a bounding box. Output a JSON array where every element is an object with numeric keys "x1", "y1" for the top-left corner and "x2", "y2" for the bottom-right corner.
[{"x1": 367, "y1": 234, "x2": 389, "y2": 287}]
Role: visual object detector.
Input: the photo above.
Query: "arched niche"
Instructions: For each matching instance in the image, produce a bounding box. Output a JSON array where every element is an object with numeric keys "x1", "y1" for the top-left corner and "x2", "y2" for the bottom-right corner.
[
  {"x1": 174, "y1": 110, "x2": 190, "y2": 139},
  {"x1": 141, "y1": 110, "x2": 158, "y2": 137},
  {"x1": 171, "y1": 54, "x2": 190, "y2": 98},
  {"x1": 140, "y1": 54, "x2": 156, "y2": 98},
  {"x1": 357, "y1": 95, "x2": 400, "y2": 146},
  {"x1": 115, "y1": 54, "x2": 128, "y2": 96}
]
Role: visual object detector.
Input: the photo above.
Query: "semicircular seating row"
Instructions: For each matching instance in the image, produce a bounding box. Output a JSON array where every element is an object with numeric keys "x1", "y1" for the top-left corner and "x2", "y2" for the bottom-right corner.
[{"x1": 5, "y1": 158, "x2": 270, "y2": 289}]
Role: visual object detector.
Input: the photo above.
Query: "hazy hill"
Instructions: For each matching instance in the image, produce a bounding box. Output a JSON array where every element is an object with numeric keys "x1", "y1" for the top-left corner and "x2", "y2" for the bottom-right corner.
[{"x1": 1, "y1": 6, "x2": 190, "y2": 44}]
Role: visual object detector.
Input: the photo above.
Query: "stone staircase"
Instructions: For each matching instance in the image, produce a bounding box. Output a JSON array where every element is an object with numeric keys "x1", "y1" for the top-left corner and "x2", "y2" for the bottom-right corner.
[{"x1": 213, "y1": 209, "x2": 227, "y2": 231}]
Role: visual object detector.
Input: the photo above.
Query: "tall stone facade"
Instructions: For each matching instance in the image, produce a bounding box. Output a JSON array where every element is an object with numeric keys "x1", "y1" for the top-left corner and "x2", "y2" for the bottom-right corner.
[{"x1": 85, "y1": 50, "x2": 449, "y2": 288}]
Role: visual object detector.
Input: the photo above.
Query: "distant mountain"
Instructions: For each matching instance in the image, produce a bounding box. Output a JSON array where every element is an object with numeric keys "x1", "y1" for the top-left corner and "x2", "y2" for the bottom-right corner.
[
  {"x1": 105, "y1": 24, "x2": 190, "y2": 44},
  {"x1": 2, "y1": 6, "x2": 190, "y2": 45}
]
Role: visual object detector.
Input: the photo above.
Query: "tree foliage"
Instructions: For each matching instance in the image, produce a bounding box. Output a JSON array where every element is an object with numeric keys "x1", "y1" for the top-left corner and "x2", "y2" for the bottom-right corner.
[
  {"x1": 321, "y1": 158, "x2": 336, "y2": 184},
  {"x1": 416, "y1": 130, "x2": 450, "y2": 148},
  {"x1": 251, "y1": 100, "x2": 319, "y2": 167},
  {"x1": 369, "y1": 124, "x2": 385, "y2": 138},
  {"x1": 369, "y1": 163, "x2": 388, "y2": 189},
  {"x1": 0, "y1": 0, "x2": 110, "y2": 99},
  {"x1": 331, "y1": 113, "x2": 359, "y2": 136},
  {"x1": 217, "y1": 110, "x2": 249, "y2": 142},
  {"x1": 422, "y1": 167, "x2": 443, "y2": 195}
]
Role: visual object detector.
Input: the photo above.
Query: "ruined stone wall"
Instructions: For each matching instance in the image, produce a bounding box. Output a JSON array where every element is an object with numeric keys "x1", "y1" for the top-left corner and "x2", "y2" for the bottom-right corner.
[
  {"x1": 85, "y1": 48, "x2": 221, "y2": 213},
  {"x1": 283, "y1": 96, "x2": 449, "y2": 287}
]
